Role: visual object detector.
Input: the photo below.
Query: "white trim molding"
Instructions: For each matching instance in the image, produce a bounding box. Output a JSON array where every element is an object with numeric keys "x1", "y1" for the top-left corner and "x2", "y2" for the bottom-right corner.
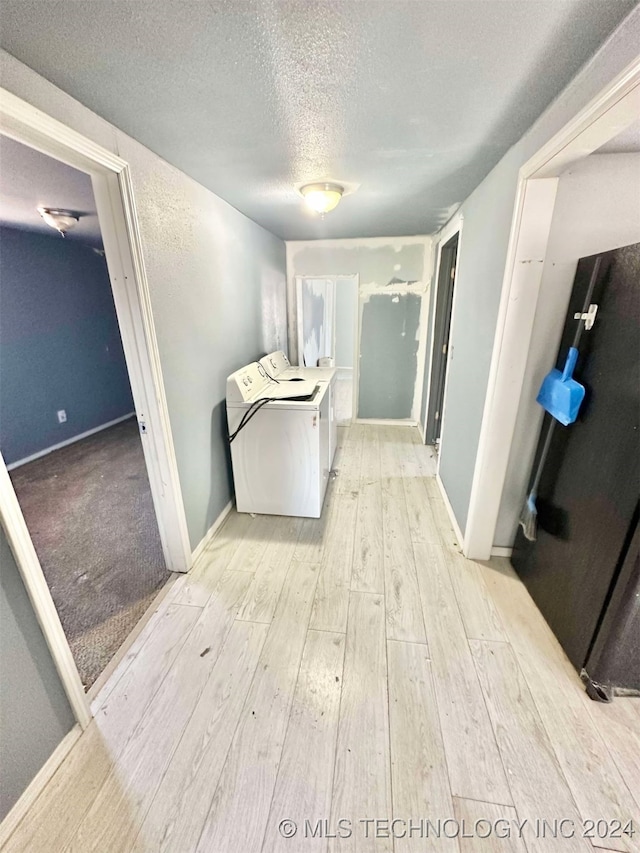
[
  {"x1": 463, "y1": 56, "x2": 640, "y2": 560},
  {"x1": 93, "y1": 165, "x2": 192, "y2": 573},
  {"x1": 463, "y1": 177, "x2": 559, "y2": 559},
  {"x1": 354, "y1": 418, "x2": 417, "y2": 427},
  {"x1": 0, "y1": 724, "x2": 82, "y2": 848},
  {"x1": 490, "y1": 547, "x2": 513, "y2": 558},
  {"x1": 0, "y1": 87, "x2": 191, "y2": 575},
  {"x1": 437, "y1": 211, "x2": 465, "y2": 250},
  {"x1": 0, "y1": 88, "x2": 193, "y2": 730},
  {"x1": 436, "y1": 473, "x2": 465, "y2": 549},
  {"x1": 0, "y1": 453, "x2": 91, "y2": 726},
  {"x1": 191, "y1": 500, "x2": 234, "y2": 563}
]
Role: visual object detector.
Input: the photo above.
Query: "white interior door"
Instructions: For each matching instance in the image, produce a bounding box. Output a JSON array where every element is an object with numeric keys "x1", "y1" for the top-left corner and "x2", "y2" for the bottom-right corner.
[{"x1": 296, "y1": 277, "x2": 335, "y2": 366}]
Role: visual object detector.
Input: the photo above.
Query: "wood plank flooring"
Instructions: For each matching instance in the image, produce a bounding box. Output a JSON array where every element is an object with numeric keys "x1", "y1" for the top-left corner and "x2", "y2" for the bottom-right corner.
[{"x1": 3, "y1": 425, "x2": 639, "y2": 853}]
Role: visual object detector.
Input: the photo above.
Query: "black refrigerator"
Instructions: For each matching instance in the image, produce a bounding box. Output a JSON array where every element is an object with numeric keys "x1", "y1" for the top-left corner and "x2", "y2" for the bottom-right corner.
[{"x1": 512, "y1": 243, "x2": 640, "y2": 701}]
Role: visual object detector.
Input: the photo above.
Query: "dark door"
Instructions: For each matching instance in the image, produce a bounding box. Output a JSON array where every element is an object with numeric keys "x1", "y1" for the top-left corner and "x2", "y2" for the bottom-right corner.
[
  {"x1": 512, "y1": 244, "x2": 640, "y2": 671},
  {"x1": 585, "y1": 510, "x2": 640, "y2": 694},
  {"x1": 425, "y1": 233, "x2": 458, "y2": 445}
]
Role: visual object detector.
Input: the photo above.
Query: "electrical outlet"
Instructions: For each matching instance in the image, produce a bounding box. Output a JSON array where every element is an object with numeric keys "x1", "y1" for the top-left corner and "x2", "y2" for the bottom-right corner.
[{"x1": 57, "y1": 409, "x2": 67, "y2": 424}]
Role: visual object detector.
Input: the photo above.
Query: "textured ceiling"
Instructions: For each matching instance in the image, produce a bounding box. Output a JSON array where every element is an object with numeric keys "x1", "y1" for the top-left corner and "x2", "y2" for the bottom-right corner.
[
  {"x1": 0, "y1": 136, "x2": 103, "y2": 245},
  {"x1": 0, "y1": 1, "x2": 636, "y2": 240}
]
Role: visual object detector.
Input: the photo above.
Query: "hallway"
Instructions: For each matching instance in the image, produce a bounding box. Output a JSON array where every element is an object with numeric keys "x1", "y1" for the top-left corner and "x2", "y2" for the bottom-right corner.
[{"x1": 4, "y1": 425, "x2": 638, "y2": 853}]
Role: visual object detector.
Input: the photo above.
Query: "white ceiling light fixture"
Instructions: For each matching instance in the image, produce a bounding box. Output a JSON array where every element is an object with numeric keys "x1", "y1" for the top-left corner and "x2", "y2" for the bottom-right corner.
[
  {"x1": 300, "y1": 182, "x2": 344, "y2": 214},
  {"x1": 37, "y1": 207, "x2": 80, "y2": 237}
]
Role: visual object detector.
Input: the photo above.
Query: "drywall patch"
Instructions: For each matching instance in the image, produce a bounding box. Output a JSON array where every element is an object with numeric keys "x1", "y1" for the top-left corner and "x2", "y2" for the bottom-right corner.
[
  {"x1": 291, "y1": 241, "x2": 425, "y2": 285},
  {"x1": 358, "y1": 292, "x2": 421, "y2": 419},
  {"x1": 359, "y1": 278, "x2": 426, "y2": 300},
  {"x1": 387, "y1": 276, "x2": 418, "y2": 286}
]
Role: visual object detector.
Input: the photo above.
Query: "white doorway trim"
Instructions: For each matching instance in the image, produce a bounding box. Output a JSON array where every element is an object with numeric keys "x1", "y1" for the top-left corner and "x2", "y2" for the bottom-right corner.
[
  {"x1": 0, "y1": 458, "x2": 91, "y2": 727},
  {"x1": 348, "y1": 274, "x2": 360, "y2": 423},
  {"x1": 295, "y1": 274, "x2": 359, "y2": 423},
  {"x1": 0, "y1": 88, "x2": 192, "y2": 726},
  {"x1": 463, "y1": 56, "x2": 640, "y2": 560}
]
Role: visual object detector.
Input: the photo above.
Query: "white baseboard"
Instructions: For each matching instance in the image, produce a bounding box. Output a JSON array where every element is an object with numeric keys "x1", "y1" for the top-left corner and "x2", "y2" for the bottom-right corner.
[
  {"x1": 335, "y1": 367, "x2": 353, "y2": 378},
  {"x1": 0, "y1": 724, "x2": 81, "y2": 848},
  {"x1": 435, "y1": 473, "x2": 465, "y2": 548},
  {"x1": 433, "y1": 474, "x2": 511, "y2": 559},
  {"x1": 6, "y1": 412, "x2": 136, "y2": 470},
  {"x1": 490, "y1": 546, "x2": 513, "y2": 558},
  {"x1": 191, "y1": 500, "x2": 233, "y2": 563},
  {"x1": 355, "y1": 418, "x2": 418, "y2": 427}
]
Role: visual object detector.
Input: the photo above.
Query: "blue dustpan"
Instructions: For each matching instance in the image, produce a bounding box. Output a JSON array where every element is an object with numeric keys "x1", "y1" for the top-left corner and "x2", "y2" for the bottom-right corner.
[{"x1": 536, "y1": 346, "x2": 585, "y2": 426}]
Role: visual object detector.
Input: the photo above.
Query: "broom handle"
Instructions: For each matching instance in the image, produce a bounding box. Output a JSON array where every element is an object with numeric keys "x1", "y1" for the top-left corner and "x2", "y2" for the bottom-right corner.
[
  {"x1": 570, "y1": 256, "x2": 601, "y2": 349},
  {"x1": 532, "y1": 256, "x2": 602, "y2": 496},
  {"x1": 530, "y1": 417, "x2": 556, "y2": 496}
]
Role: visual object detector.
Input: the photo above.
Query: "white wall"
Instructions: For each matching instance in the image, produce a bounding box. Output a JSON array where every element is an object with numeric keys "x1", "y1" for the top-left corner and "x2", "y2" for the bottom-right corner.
[
  {"x1": 495, "y1": 152, "x2": 640, "y2": 546},
  {"x1": 434, "y1": 9, "x2": 640, "y2": 537}
]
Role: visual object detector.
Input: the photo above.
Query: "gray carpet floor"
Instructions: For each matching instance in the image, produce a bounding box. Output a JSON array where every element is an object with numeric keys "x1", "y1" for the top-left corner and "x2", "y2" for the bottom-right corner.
[{"x1": 10, "y1": 417, "x2": 169, "y2": 690}]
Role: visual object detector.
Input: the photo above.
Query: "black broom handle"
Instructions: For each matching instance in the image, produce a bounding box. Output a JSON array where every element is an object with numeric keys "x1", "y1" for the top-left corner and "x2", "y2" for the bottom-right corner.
[
  {"x1": 530, "y1": 256, "x2": 602, "y2": 495},
  {"x1": 571, "y1": 256, "x2": 601, "y2": 349}
]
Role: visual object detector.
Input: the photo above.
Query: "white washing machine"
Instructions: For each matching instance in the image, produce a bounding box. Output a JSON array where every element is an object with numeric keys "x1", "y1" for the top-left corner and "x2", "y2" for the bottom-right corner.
[
  {"x1": 259, "y1": 350, "x2": 338, "y2": 470},
  {"x1": 226, "y1": 361, "x2": 332, "y2": 518},
  {"x1": 259, "y1": 349, "x2": 336, "y2": 384}
]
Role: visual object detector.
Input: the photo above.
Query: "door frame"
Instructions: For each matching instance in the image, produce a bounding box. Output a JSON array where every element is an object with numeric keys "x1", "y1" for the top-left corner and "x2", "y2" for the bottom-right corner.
[
  {"x1": 295, "y1": 274, "x2": 360, "y2": 423},
  {"x1": 295, "y1": 275, "x2": 336, "y2": 366},
  {"x1": 423, "y1": 219, "x2": 462, "y2": 446},
  {"x1": 463, "y1": 56, "x2": 640, "y2": 560},
  {"x1": 348, "y1": 274, "x2": 361, "y2": 424},
  {"x1": 0, "y1": 88, "x2": 192, "y2": 727}
]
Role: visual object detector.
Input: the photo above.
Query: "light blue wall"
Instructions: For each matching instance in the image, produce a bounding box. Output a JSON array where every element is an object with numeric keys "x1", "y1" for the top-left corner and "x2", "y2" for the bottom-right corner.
[
  {"x1": 118, "y1": 133, "x2": 287, "y2": 547},
  {"x1": 0, "y1": 226, "x2": 134, "y2": 465},
  {"x1": 438, "y1": 169, "x2": 518, "y2": 529},
  {"x1": 436, "y1": 10, "x2": 640, "y2": 536},
  {"x1": 0, "y1": 524, "x2": 76, "y2": 820},
  {"x1": 358, "y1": 292, "x2": 421, "y2": 419}
]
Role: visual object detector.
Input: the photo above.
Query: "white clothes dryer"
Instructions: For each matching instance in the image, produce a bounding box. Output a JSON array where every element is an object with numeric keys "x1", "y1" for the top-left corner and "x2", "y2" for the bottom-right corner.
[
  {"x1": 226, "y1": 361, "x2": 332, "y2": 518},
  {"x1": 259, "y1": 351, "x2": 338, "y2": 469}
]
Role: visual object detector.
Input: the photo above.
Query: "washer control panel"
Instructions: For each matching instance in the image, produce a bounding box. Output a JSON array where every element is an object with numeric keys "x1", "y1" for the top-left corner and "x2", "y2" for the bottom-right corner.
[
  {"x1": 259, "y1": 350, "x2": 290, "y2": 379},
  {"x1": 226, "y1": 362, "x2": 273, "y2": 403}
]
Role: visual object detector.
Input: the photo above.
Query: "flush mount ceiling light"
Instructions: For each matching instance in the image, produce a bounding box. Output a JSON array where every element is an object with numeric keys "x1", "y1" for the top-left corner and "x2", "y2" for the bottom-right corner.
[
  {"x1": 300, "y1": 182, "x2": 344, "y2": 214},
  {"x1": 37, "y1": 207, "x2": 80, "y2": 237}
]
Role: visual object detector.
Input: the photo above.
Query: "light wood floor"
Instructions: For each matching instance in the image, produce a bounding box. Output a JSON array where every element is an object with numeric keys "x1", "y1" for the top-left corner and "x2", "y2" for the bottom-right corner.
[{"x1": 4, "y1": 426, "x2": 639, "y2": 852}]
